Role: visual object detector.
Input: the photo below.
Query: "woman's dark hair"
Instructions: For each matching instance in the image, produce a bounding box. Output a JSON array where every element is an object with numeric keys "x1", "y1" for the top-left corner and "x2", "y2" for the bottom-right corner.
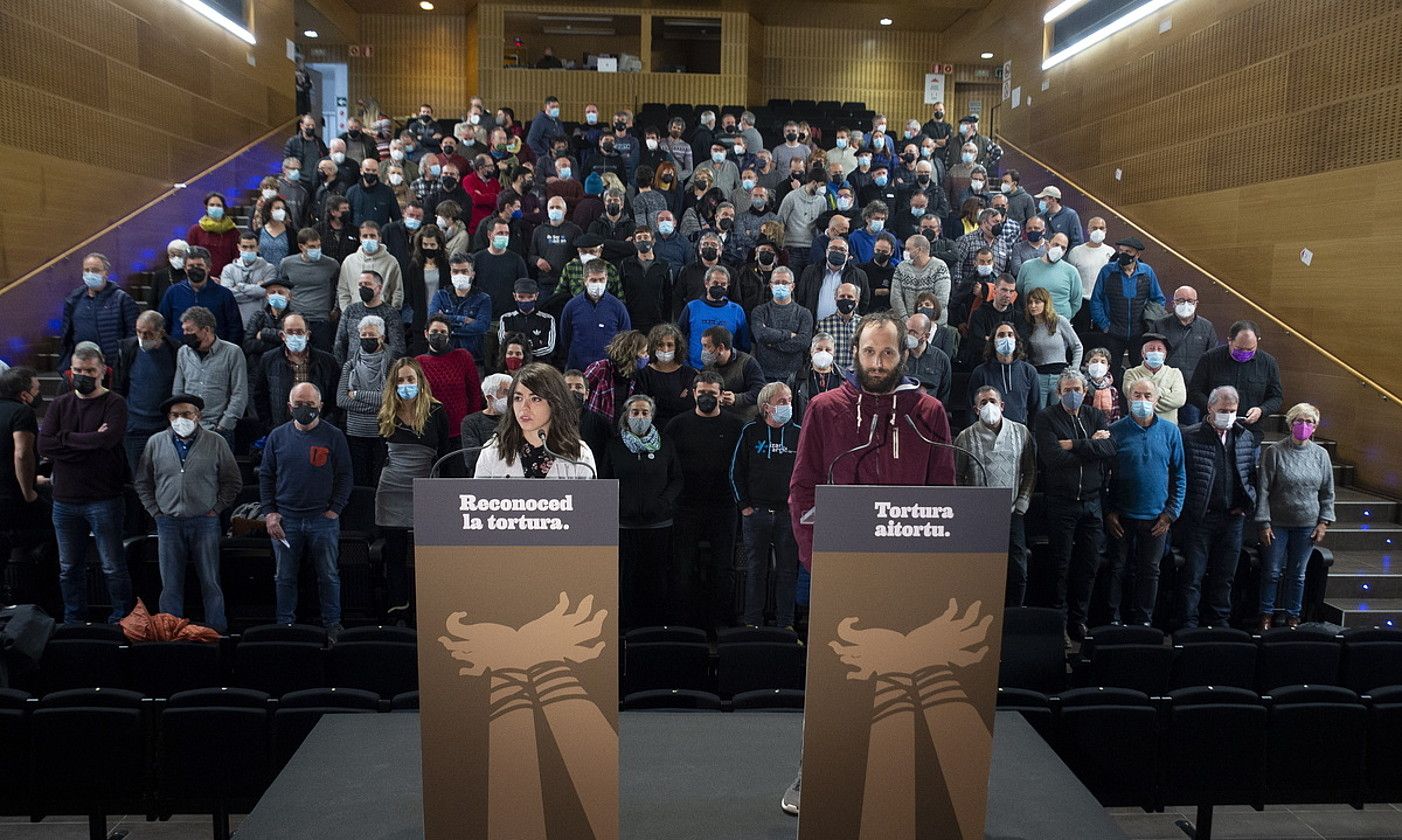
[
  {"x1": 493, "y1": 363, "x2": 581, "y2": 464},
  {"x1": 203, "y1": 191, "x2": 227, "y2": 208},
  {"x1": 258, "y1": 197, "x2": 288, "y2": 227},
  {"x1": 983, "y1": 323, "x2": 1027, "y2": 362},
  {"x1": 647, "y1": 323, "x2": 687, "y2": 365},
  {"x1": 496, "y1": 331, "x2": 531, "y2": 371},
  {"x1": 412, "y1": 224, "x2": 446, "y2": 267}
]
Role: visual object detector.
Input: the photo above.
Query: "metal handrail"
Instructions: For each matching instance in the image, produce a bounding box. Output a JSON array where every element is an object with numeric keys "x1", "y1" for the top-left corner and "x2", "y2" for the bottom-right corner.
[
  {"x1": 0, "y1": 117, "x2": 299, "y2": 297},
  {"x1": 994, "y1": 132, "x2": 1398, "y2": 407}
]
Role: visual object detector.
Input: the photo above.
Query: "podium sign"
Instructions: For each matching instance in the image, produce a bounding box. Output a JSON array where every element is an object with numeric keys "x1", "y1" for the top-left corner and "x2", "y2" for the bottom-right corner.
[
  {"x1": 413, "y1": 478, "x2": 619, "y2": 840},
  {"x1": 799, "y1": 485, "x2": 1011, "y2": 840}
]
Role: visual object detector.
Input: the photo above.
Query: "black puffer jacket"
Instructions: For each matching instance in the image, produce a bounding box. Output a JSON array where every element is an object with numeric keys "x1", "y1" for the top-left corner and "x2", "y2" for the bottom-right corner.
[{"x1": 1179, "y1": 422, "x2": 1257, "y2": 522}]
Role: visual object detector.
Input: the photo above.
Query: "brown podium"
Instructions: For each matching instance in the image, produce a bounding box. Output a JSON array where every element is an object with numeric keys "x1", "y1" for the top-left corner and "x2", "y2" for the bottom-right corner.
[
  {"x1": 412, "y1": 477, "x2": 620, "y2": 840},
  {"x1": 799, "y1": 484, "x2": 1012, "y2": 840}
]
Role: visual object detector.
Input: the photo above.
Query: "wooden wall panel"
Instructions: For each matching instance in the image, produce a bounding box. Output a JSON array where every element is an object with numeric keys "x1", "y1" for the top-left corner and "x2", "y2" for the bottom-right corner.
[
  {"x1": 309, "y1": 13, "x2": 468, "y2": 118},
  {"x1": 0, "y1": 0, "x2": 297, "y2": 287},
  {"x1": 761, "y1": 26, "x2": 938, "y2": 120}
]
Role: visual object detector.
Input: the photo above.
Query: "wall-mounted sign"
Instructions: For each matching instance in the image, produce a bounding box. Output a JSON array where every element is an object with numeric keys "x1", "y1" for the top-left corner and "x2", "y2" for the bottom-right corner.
[
  {"x1": 347, "y1": 44, "x2": 374, "y2": 58},
  {"x1": 923, "y1": 73, "x2": 946, "y2": 105}
]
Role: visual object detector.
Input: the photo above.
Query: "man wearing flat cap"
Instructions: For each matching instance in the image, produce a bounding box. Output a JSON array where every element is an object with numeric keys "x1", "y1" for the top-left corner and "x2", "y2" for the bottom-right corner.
[
  {"x1": 134, "y1": 393, "x2": 242, "y2": 632},
  {"x1": 1122, "y1": 332, "x2": 1188, "y2": 423},
  {"x1": 946, "y1": 114, "x2": 1003, "y2": 171},
  {"x1": 558, "y1": 231, "x2": 624, "y2": 299},
  {"x1": 1089, "y1": 235, "x2": 1167, "y2": 383}
]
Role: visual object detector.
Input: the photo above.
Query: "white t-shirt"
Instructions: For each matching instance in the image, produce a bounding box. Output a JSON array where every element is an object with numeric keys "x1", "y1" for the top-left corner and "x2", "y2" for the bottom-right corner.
[{"x1": 1066, "y1": 242, "x2": 1114, "y2": 301}]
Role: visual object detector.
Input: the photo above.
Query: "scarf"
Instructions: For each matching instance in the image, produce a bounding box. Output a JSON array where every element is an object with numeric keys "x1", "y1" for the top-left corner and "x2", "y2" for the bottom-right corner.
[
  {"x1": 199, "y1": 215, "x2": 236, "y2": 234},
  {"x1": 350, "y1": 350, "x2": 389, "y2": 394},
  {"x1": 621, "y1": 425, "x2": 661, "y2": 455}
]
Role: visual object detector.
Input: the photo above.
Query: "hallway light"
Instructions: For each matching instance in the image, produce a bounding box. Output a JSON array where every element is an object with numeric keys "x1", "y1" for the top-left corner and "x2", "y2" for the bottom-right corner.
[
  {"x1": 1043, "y1": 0, "x2": 1087, "y2": 23},
  {"x1": 879, "y1": 18, "x2": 893, "y2": 26},
  {"x1": 1042, "y1": 0, "x2": 1181, "y2": 69},
  {"x1": 178, "y1": 0, "x2": 256, "y2": 44},
  {"x1": 420, "y1": 1, "x2": 434, "y2": 9},
  {"x1": 980, "y1": 51, "x2": 995, "y2": 59},
  {"x1": 303, "y1": 29, "x2": 319, "y2": 38}
]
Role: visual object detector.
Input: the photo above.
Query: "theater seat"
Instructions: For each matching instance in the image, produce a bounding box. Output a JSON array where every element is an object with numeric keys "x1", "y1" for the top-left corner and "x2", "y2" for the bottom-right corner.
[
  {"x1": 37, "y1": 639, "x2": 128, "y2": 694},
  {"x1": 999, "y1": 607, "x2": 1067, "y2": 693},
  {"x1": 716, "y1": 642, "x2": 804, "y2": 698},
  {"x1": 731, "y1": 688, "x2": 804, "y2": 710},
  {"x1": 241, "y1": 623, "x2": 327, "y2": 644},
  {"x1": 625, "y1": 626, "x2": 708, "y2": 644},
  {"x1": 995, "y1": 687, "x2": 1054, "y2": 742},
  {"x1": 1365, "y1": 685, "x2": 1402, "y2": 800},
  {"x1": 391, "y1": 691, "x2": 419, "y2": 711},
  {"x1": 273, "y1": 687, "x2": 380, "y2": 769},
  {"x1": 1170, "y1": 640, "x2": 1257, "y2": 690},
  {"x1": 716, "y1": 626, "x2": 799, "y2": 645},
  {"x1": 1162, "y1": 686, "x2": 1265, "y2": 810},
  {"x1": 158, "y1": 687, "x2": 273, "y2": 838},
  {"x1": 622, "y1": 689, "x2": 723, "y2": 711},
  {"x1": 1086, "y1": 644, "x2": 1172, "y2": 695},
  {"x1": 0, "y1": 689, "x2": 32, "y2": 816},
  {"x1": 1264, "y1": 685, "x2": 1366, "y2": 806},
  {"x1": 1054, "y1": 687, "x2": 1157, "y2": 808},
  {"x1": 329, "y1": 640, "x2": 418, "y2": 699},
  {"x1": 1340, "y1": 629, "x2": 1402, "y2": 694},
  {"x1": 129, "y1": 641, "x2": 222, "y2": 699},
  {"x1": 624, "y1": 641, "x2": 711, "y2": 694},
  {"x1": 1256, "y1": 632, "x2": 1341, "y2": 692},
  {"x1": 235, "y1": 640, "x2": 326, "y2": 697},
  {"x1": 31, "y1": 688, "x2": 148, "y2": 833}
]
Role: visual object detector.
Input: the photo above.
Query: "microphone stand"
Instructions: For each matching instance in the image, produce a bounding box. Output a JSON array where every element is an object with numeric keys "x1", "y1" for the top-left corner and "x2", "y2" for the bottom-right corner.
[
  {"x1": 537, "y1": 430, "x2": 597, "y2": 479},
  {"x1": 903, "y1": 415, "x2": 990, "y2": 487},
  {"x1": 802, "y1": 414, "x2": 881, "y2": 525},
  {"x1": 429, "y1": 445, "x2": 492, "y2": 478}
]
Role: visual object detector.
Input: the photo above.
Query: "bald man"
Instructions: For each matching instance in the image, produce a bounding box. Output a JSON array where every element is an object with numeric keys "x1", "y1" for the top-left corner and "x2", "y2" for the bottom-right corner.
[
  {"x1": 1065, "y1": 216, "x2": 1113, "y2": 334},
  {"x1": 1151, "y1": 284, "x2": 1219, "y2": 426}
]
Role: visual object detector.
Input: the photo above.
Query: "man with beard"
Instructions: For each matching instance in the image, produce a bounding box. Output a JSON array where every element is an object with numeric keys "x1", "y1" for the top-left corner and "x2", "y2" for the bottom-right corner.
[{"x1": 780, "y1": 310, "x2": 957, "y2": 817}]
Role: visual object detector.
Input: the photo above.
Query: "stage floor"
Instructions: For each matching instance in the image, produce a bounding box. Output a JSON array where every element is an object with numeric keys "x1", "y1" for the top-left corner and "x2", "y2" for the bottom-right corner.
[{"x1": 234, "y1": 711, "x2": 1127, "y2": 840}]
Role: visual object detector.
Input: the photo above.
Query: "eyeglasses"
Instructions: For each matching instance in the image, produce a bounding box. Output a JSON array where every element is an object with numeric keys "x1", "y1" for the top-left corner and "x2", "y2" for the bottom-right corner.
[{"x1": 1172, "y1": 298, "x2": 1197, "y2": 305}]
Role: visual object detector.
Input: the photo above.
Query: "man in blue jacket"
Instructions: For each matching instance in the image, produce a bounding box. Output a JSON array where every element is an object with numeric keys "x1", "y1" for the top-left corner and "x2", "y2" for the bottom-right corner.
[
  {"x1": 159, "y1": 246, "x2": 244, "y2": 344},
  {"x1": 1106, "y1": 377, "x2": 1186, "y2": 626},
  {"x1": 560, "y1": 260, "x2": 631, "y2": 370},
  {"x1": 1089, "y1": 236, "x2": 1165, "y2": 382},
  {"x1": 428, "y1": 252, "x2": 493, "y2": 362}
]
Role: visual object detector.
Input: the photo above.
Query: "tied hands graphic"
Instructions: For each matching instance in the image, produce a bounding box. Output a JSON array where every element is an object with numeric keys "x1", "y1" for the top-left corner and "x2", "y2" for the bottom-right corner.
[
  {"x1": 439, "y1": 592, "x2": 608, "y2": 677},
  {"x1": 831, "y1": 599, "x2": 992, "y2": 680}
]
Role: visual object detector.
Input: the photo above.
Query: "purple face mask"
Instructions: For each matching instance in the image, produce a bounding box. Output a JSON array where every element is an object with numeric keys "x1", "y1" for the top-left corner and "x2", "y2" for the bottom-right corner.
[
  {"x1": 1230, "y1": 348, "x2": 1256, "y2": 363},
  {"x1": 1291, "y1": 421, "x2": 1316, "y2": 442}
]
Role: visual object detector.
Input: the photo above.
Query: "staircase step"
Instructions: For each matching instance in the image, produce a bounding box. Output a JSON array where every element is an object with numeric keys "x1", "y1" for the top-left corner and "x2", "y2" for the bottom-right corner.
[
  {"x1": 1326, "y1": 572, "x2": 1402, "y2": 600},
  {"x1": 1321, "y1": 598, "x2": 1402, "y2": 629},
  {"x1": 1333, "y1": 490, "x2": 1400, "y2": 524},
  {"x1": 1334, "y1": 463, "x2": 1355, "y2": 487},
  {"x1": 1321, "y1": 525, "x2": 1402, "y2": 551}
]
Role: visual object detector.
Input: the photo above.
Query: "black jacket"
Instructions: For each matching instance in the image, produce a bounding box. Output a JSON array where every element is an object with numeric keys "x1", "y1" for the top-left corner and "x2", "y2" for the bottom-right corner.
[
  {"x1": 1033, "y1": 404, "x2": 1116, "y2": 501},
  {"x1": 795, "y1": 263, "x2": 872, "y2": 321},
  {"x1": 729, "y1": 419, "x2": 800, "y2": 510},
  {"x1": 603, "y1": 433, "x2": 684, "y2": 528},
  {"x1": 252, "y1": 346, "x2": 341, "y2": 431},
  {"x1": 1187, "y1": 347, "x2": 1285, "y2": 424},
  {"x1": 1180, "y1": 422, "x2": 1257, "y2": 523},
  {"x1": 619, "y1": 256, "x2": 670, "y2": 335},
  {"x1": 113, "y1": 335, "x2": 179, "y2": 396}
]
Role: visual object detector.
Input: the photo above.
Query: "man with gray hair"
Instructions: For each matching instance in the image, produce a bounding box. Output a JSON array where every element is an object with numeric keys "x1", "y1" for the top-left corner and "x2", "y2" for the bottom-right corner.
[
  {"x1": 1173, "y1": 384, "x2": 1256, "y2": 630},
  {"x1": 115, "y1": 309, "x2": 180, "y2": 473},
  {"x1": 1034, "y1": 368, "x2": 1117, "y2": 642},
  {"x1": 730, "y1": 380, "x2": 800, "y2": 629},
  {"x1": 891, "y1": 233, "x2": 951, "y2": 320},
  {"x1": 148, "y1": 238, "x2": 191, "y2": 308},
  {"x1": 902, "y1": 312, "x2": 952, "y2": 404},
  {"x1": 749, "y1": 266, "x2": 813, "y2": 384},
  {"x1": 254, "y1": 311, "x2": 341, "y2": 435},
  {"x1": 174, "y1": 306, "x2": 247, "y2": 448},
  {"x1": 39, "y1": 342, "x2": 134, "y2": 623}
]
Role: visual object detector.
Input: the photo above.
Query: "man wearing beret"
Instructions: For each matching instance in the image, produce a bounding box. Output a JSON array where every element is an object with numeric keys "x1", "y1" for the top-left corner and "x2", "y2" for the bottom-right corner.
[{"x1": 134, "y1": 393, "x2": 242, "y2": 632}]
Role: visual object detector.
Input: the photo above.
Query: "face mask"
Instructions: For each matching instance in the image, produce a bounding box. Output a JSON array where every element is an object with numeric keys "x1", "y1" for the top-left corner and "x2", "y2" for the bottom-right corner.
[
  {"x1": 240, "y1": 251, "x2": 257, "y2": 265},
  {"x1": 1291, "y1": 421, "x2": 1317, "y2": 442},
  {"x1": 1060, "y1": 390, "x2": 1085, "y2": 411},
  {"x1": 206, "y1": 205, "x2": 225, "y2": 219},
  {"x1": 171, "y1": 417, "x2": 197, "y2": 438},
  {"x1": 1131, "y1": 399, "x2": 1156, "y2": 420},
  {"x1": 909, "y1": 204, "x2": 928, "y2": 218},
  {"x1": 478, "y1": 394, "x2": 503, "y2": 417},
  {"x1": 1114, "y1": 252, "x2": 1137, "y2": 267},
  {"x1": 868, "y1": 219, "x2": 885, "y2": 233},
  {"x1": 305, "y1": 247, "x2": 322, "y2": 262},
  {"x1": 734, "y1": 146, "x2": 746, "y2": 156},
  {"x1": 585, "y1": 281, "x2": 606, "y2": 298},
  {"x1": 451, "y1": 273, "x2": 472, "y2": 292},
  {"x1": 1230, "y1": 348, "x2": 1256, "y2": 363},
  {"x1": 139, "y1": 337, "x2": 163, "y2": 351},
  {"x1": 186, "y1": 267, "x2": 207, "y2": 284},
  {"x1": 858, "y1": 156, "x2": 872, "y2": 168},
  {"x1": 771, "y1": 284, "x2": 792, "y2": 302},
  {"x1": 874, "y1": 252, "x2": 891, "y2": 265},
  {"x1": 284, "y1": 333, "x2": 308, "y2": 353},
  {"x1": 331, "y1": 152, "x2": 346, "y2": 165},
  {"x1": 970, "y1": 179, "x2": 985, "y2": 192},
  {"x1": 637, "y1": 239, "x2": 654, "y2": 254},
  {"x1": 998, "y1": 181, "x2": 1013, "y2": 194},
  {"x1": 836, "y1": 197, "x2": 854, "y2": 211},
  {"x1": 385, "y1": 172, "x2": 403, "y2": 187},
  {"x1": 499, "y1": 356, "x2": 522, "y2": 372},
  {"x1": 71, "y1": 373, "x2": 98, "y2": 395},
  {"x1": 360, "y1": 238, "x2": 379, "y2": 254},
  {"x1": 717, "y1": 216, "x2": 734, "y2": 231},
  {"x1": 904, "y1": 333, "x2": 920, "y2": 350},
  {"x1": 604, "y1": 202, "x2": 623, "y2": 216},
  {"x1": 836, "y1": 298, "x2": 857, "y2": 315},
  {"x1": 1144, "y1": 350, "x2": 1166, "y2": 369},
  {"x1": 655, "y1": 350, "x2": 675, "y2": 364},
  {"x1": 921, "y1": 147, "x2": 934, "y2": 158},
  {"x1": 976, "y1": 264, "x2": 994, "y2": 277},
  {"x1": 811, "y1": 350, "x2": 834, "y2": 369},
  {"x1": 82, "y1": 271, "x2": 104, "y2": 289},
  {"x1": 441, "y1": 177, "x2": 459, "y2": 191},
  {"x1": 835, "y1": 138, "x2": 848, "y2": 149},
  {"x1": 771, "y1": 403, "x2": 794, "y2": 425},
  {"x1": 265, "y1": 293, "x2": 288, "y2": 311},
  {"x1": 266, "y1": 205, "x2": 288, "y2": 222},
  {"x1": 613, "y1": 120, "x2": 627, "y2": 132},
  {"x1": 827, "y1": 250, "x2": 845, "y2": 267},
  {"x1": 359, "y1": 337, "x2": 381, "y2": 354},
  {"x1": 557, "y1": 167, "x2": 572, "y2": 179},
  {"x1": 1089, "y1": 229, "x2": 1107, "y2": 244},
  {"x1": 707, "y1": 285, "x2": 728, "y2": 301},
  {"x1": 1048, "y1": 246, "x2": 1065, "y2": 262},
  {"x1": 696, "y1": 393, "x2": 719, "y2": 413},
  {"x1": 353, "y1": 286, "x2": 375, "y2": 306},
  {"x1": 915, "y1": 307, "x2": 936, "y2": 322},
  {"x1": 169, "y1": 256, "x2": 186, "y2": 270},
  {"x1": 259, "y1": 188, "x2": 278, "y2": 201},
  {"x1": 579, "y1": 252, "x2": 597, "y2": 264},
  {"x1": 1087, "y1": 362, "x2": 1109, "y2": 379},
  {"x1": 994, "y1": 336, "x2": 1016, "y2": 356},
  {"x1": 285, "y1": 169, "x2": 301, "y2": 180},
  {"x1": 700, "y1": 349, "x2": 719, "y2": 367},
  {"x1": 1212, "y1": 411, "x2": 1237, "y2": 430},
  {"x1": 961, "y1": 152, "x2": 975, "y2": 164},
  {"x1": 621, "y1": 415, "x2": 653, "y2": 438},
  {"x1": 396, "y1": 383, "x2": 419, "y2": 400},
  {"x1": 756, "y1": 251, "x2": 776, "y2": 267},
  {"x1": 874, "y1": 174, "x2": 889, "y2": 187},
  {"x1": 1026, "y1": 229, "x2": 1044, "y2": 243},
  {"x1": 655, "y1": 219, "x2": 677, "y2": 237},
  {"x1": 711, "y1": 151, "x2": 726, "y2": 164},
  {"x1": 584, "y1": 112, "x2": 598, "y2": 125},
  {"x1": 399, "y1": 217, "x2": 421, "y2": 233},
  {"x1": 740, "y1": 177, "x2": 756, "y2": 191},
  {"x1": 979, "y1": 402, "x2": 1003, "y2": 426},
  {"x1": 429, "y1": 164, "x2": 443, "y2": 177},
  {"x1": 546, "y1": 106, "x2": 560, "y2": 119},
  {"x1": 492, "y1": 235, "x2": 510, "y2": 250},
  {"x1": 291, "y1": 405, "x2": 319, "y2": 425},
  {"x1": 698, "y1": 245, "x2": 720, "y2": 262},
  {"x1": 1175, "y1": 302, "x2": 1196, "y2": 319}
]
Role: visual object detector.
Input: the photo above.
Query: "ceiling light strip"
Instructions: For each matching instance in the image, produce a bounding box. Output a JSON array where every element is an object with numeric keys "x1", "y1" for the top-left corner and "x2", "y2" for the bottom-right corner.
[
  {"x1": 178, "y1": 0, "x2": 256, "y2": 44},
  {"x1": 1042, "y1": 0, "x2": 1179, "y2": 69}
]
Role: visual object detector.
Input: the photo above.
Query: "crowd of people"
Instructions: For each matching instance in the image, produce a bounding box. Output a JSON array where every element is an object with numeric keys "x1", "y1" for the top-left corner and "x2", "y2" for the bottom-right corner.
[{"x1": 0, "y1": 94, "x2": 1334, "y2": 645}]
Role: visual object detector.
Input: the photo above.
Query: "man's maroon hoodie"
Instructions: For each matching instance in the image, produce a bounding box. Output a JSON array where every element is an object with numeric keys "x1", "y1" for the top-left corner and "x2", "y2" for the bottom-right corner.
[{"x1": 789, "y1": 369, "x2": 956, "y2": 570}]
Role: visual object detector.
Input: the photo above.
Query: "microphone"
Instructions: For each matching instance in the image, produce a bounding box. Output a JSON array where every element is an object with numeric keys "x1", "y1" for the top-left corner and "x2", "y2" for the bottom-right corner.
[
  {"x1": 429, "y1": 445, "x2": 491, "y2": 478},
  {"x1": 536, "y1": 430, "x2": 597, "y2": 479},
  {"x1": 903, "y1": 415, "x2": 989, "y2": 486},
  {"x1": 827, "y1": 414, "x2": 880, "y2": 487}
]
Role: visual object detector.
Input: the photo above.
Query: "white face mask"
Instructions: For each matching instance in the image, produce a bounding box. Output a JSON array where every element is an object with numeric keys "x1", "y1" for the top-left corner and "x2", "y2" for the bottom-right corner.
[
  {"x1": 389, "y1": 173, "x2": 404, "y2": 186},
  {"x1": 979, "y1": 402, "x2": 1003, "y2": 426},
  {"x1": 1212, "y1": 411, "x2": 1237, "y2": 430},
  {"x1": 1087, "y1": 361, "x2": 1109, "y2": 379},
  {"x1": 655, "y1": 350, "x2": 675, "y2": 364},
  {"x1": 436, "y1": 215, "x2": 451, "y2": 230},
  {"x1": 261, "y1": 188, "x2": 277, "y2": 200},
  {"x1": 1175, "y1": 302, "x2": 1197, "y2": 319},
  {"x1": 331, "y1": 151, "x2": 346, "y2": 164},
  {"x1": 171, "y1": 417, "x2": 197, "y2": 438},
  {"x1": 271, "y1": 208, "x2": 287, "y2": 222},
  {"x1": 579, "y1": 252, "x2": 596, "y2": 263},
  {"x1": 585, "y1": 281, "x2": 606, "y2": 298},
  {"x1": 491, "y1": 396, "x2": 508, "y2": 415},
  {"x1": 970, "y1": 179, "x2": 985, "y2": 192},
  {"x1": 1047, "y1": 245, "x2": 1065, "y2": 262},
  {"x1": 811, "y1": 350, "x2": 834, "y2": 369},
  {"x1": 451, "y1": 273, "x2": 472, "y2": 291},
  {"x1": 1089, "y1": 229, "x2": 1107, "y2": 244},
  {"x1": 169, "y1": 256, "x2": 186, "y2": 270},
  {"x1": 390, "y1": 149, "x2": 405, "y2": 161}
]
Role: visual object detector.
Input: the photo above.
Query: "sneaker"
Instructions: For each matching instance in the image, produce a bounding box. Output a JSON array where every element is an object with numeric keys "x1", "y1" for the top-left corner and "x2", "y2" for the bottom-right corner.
[
  {"x1": 780, "y1": 773, "x2": 801, "y2": 816},
  {"x1": 326, "y1": 623, "x2": 343, "y2": 644}
]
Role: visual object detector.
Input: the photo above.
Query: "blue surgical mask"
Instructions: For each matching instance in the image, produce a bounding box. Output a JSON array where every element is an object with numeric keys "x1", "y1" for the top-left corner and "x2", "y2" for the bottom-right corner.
[
  {"x1": 240, "y1": 250, "x2": 257, "y2": 264},
  {"x1": 711, "y1": 151, "x2": 726, "y2": 164},
  {"x1": 994, "y1": 336, "x2": 1016, "y2": 356},
  {"x1": 585, "y1": 113, "x2": 598, "y2": 125},
  {"x1": 874, "y1": 174, "x2": 888, "y2": 187},
  {"x1": 492, "y1": 235, "x2": 510, "y2": 250},
  {"x1": 361, "y1": 238, "x2": 379, "y2": 254},
  {"x1": 267, "y1": 293, "x2": 288, "y2": 310},
  {"x1": 82, "y1": 271, "x2": 104, "y2": 289},
  {"x1": 771, "y1": 403, "x2": 793, "y2": 425},
  {"x1": 547, "y1": 106, "x2": 560, "y2": 119},
  {"x1": 772, "y1": 284, "x2": 792, "y2": 302},
  {"x1": 1144, "y1": 351, "x2": 1166, "y2": 369},
  {"x1": 742, "y1": 178, "x2": 756, "y2": 190},
  {"x1": 1038, "y1": 199, "x2": 1049, "y2": 214},
  {"x1": 961, "y1": 152, "x2": 975, "y2": 164},
  {"x1": 657, "y1": 220, "x2": 675, "y2": 235},
  {"x1": 404, "y1": 217, "x2": 422, "y2": 230},
  {"x1": 835, "y1": 138, "x2": 848, "y2": 149},
  {"x1": 206, "y1": 205, "x2": 225, "y2": 219},
  {"x1": 1060, "y1": 390, "x2": 1085, "y2": 411},
  {"x1": 397, "y1": 383, "x2": 420, "y2": 400},
  {"x1": 910, "y1": 206, "x2": 926, "y2": 217},
  {"x1": 869, "y1": 219, "x2": 885, "y2": 232},
  {"x1": 1131, "y1": 399, "x2": 1155, "y2": 420},
  {"x1": 305, "y1": 247, "x2": 322, "y2": 262},
  {"x1": 557, "y1": 168, "x2": 572, "y2": 179},
  {"x1": 430, "y1": 164, "x2": 443, "y2": 176},
  {"x1": 284, "y1": 334, "x2": 308, "y2": 353},
  {"x1": 548, "y1": 208, "x2": 565, "y2": 222}
]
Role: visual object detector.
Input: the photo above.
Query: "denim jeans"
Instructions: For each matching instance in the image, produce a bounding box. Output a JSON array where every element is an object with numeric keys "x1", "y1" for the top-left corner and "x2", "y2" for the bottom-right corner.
[
  {"x1": 124, "y1": 431, "x2": 159, "y2": 477},
  {"x1": 672, "y1": 505, "x2": 737, "y2": 629},
  {"x1": 1046, "y1": 495, "x2": 1103, "y2": 629},
  {"x1": 1174, "y1": 510, "x2": 1245, "y2": 630},
  {"x1": 272, "y1": 514, "x2": 342, "y2": 626},
  {"x1": 156, "y1": 514, "x2": 227, "y2": 632},
  {"x1": 1005, "y1": 512, "x2": 1029, "y2": 609},
  {"x1": 52, "y1": 498, "x2": 133, "y2": 623},
  {"x1": 741, "y1": 507, "x2": 799, "y2": 627},
  {"x1": 1037, "y1": 373, "x2": 1061, "y2": 409},
  {"x1": 1107, "y1": 517, "x2": 1167, "y2": 626},
  {"x1": 1259, "y1": 525, "x2": 1314, "y2": 617}
]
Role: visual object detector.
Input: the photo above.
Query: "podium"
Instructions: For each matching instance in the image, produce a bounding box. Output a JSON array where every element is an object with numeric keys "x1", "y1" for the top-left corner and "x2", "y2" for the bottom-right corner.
[
  {"x1": 412, "y1": 478, "x2": 620, "y2": 840},
  {"x1": 799, "y1": 484, "x2": 1012, "y2": 840}
]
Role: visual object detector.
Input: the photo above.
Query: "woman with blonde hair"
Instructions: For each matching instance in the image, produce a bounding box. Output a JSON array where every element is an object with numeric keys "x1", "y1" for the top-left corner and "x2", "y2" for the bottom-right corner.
[
  {"x1": 474, "y1": 363, "x2": 596, "y2": 478},
  {"x1": 1256, "y1": 401, "x2": 1335, "y2": 630},
  {"x1": 583, "y1": 329, "x2": 650, "y2": 425},
  {"x1": 654, "y1": 160, "x2": 683, "y2": 215},
  {"x1": 375, "y1": 356, "x2": 451, "y2": 619},
  {"x1": 1021, "y1": 286, "x2": 1082, "y2": 407}
]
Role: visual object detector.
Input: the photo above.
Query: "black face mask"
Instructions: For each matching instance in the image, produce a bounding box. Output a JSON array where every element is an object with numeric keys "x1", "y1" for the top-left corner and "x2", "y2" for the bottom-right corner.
[
  {"x1": 923, "y1": 231, "x2": 939, "y2": 244},
  {"x1": 873, "y1": 252, "x2": 891, "y2": 265},
  {"x1": 358, "y1": 286, "x2": 375, "y2": 304},
  {"x1": 606, "y1": 203, "x2": 622, "y2": 215},
  {"x1": 827, "y1": 250, "x2": 845, "y2": 267},
  {"x1": 785, "y1": 132, "x2": 798, "y2": 143},
  {"x1": 1115, "y1": 252, "x2": 1137, "y2": 267},
  {"x1": 602, "y1": 143, "x2": 615, "y2": 154},
  {"x1": 707, "y1": 285, "x2": 727, "y2": 301},
  {"x1": 717, "y1": 217, "x2": 733, "y2": 231},
  {"x1": 427, "y1": 333, "x2": 450, "y2": 353},
  {"x1": 362, "y1": 173, "x2": 378, "y2": 186},
  {"x1": 359, "y1": 337, "x2": 380, "y2": 354},
  {"x1": 441, "y1": 177, "x2": 459, "y2": 191},
  {"x1": 636, "y1": 241, "x2": 653, "y2": 253},
  {"x1": 700, "y1": 246, "x2": 719, "y2": 262},
  {"x1": 441, "y1": 147, "x2": 457, "y2": 157},
  {"x1": 757, "y1": 251, "x2": 776, "y2": 267},
  {"x1": 902, "y1": 153, "x2": 916, "y2": 163},
  {"x1": 836, "y1": 298, "x2": 857, "y2": 315},
  {"x1": 182, "y1": 333, "x2": 204, "y2": 350},
  {"x1": 613, "y1": 121, "x2": 627, "y2": 132},
  {"x1": 917, "y1": 307, "x2": 937, "y2": 322},
  {"x1": 186, "y1": 267, "x2": 207, "y2": 284},
  {"x1": 696, "y1": 393, "x2": 719, "y2": 413},
  {"x1": 347, "y1": 129, "x2": 362, "y2": 139},
  {"x1": 291, "y1": 406, "x2": 319, "y2": 425},
  {"x1": 916, "y1": 174, "x2": 931, "y2": 185},
  {"x1": 934, "y1": 111, "x2": 945, "y2": 120},
  {"x1": 522, "y1": 179, "x2": 534, "y2": 191},
  {"x1": 71, "y1": 374, "x2": 97, "y2": 395}
]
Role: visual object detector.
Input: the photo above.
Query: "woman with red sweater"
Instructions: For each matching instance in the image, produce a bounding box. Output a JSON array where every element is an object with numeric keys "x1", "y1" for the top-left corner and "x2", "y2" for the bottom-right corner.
[
  {"x1": 417, "y1": 314, "x2": 483, "y2": 476},
  {"x1": 185, "y1": 191, "x2": 241, "y2": 275}
]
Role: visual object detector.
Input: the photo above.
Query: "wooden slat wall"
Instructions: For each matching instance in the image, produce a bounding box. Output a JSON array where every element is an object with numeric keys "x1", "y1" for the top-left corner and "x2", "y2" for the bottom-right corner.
[
  {"x1": 945, "y1": 0, "x2": 1402, "y2": 493},
  {"x1": 0, "y1": 0, "x2": 297, "y2": 286},
  {"x1": 761, "y1": 26, "x2": 938, "y2": 121},
  {"x1": 309, "y1": 13, "x2": 469, "y2": 118}
]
